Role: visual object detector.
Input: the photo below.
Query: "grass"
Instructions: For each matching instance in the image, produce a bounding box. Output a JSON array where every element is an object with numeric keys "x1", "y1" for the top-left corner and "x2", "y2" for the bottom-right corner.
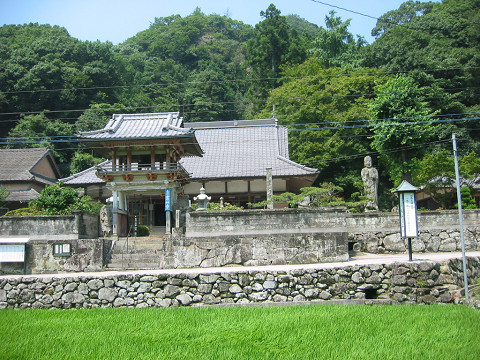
[{"x1": 1, "y1": 304, "x2": 479, "y2": 359}]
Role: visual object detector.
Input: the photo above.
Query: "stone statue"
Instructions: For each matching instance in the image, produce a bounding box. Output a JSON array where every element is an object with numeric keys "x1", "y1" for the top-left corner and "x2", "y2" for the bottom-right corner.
[
  {"x1": 361, "y1": 156, "x2": 379, "y2": 211},
  {"x1": 100, "y1": 204, "x2": 113, "y2": 236}
]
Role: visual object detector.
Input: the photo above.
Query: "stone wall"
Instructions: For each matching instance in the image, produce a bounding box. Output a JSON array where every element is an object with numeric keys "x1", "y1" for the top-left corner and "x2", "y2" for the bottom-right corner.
[
  {"x1": 348, "y1": 210, "x2": 480, "y2": 253},
  {"x1": 178, "y1": 207, "x2": 349, "y2": 267},
  {"x1": 1, "y1": 256, "x2": 479, "y2": 309},
  {"x1": 164, "y1": 232, "x2": 348, "y2": 268}
]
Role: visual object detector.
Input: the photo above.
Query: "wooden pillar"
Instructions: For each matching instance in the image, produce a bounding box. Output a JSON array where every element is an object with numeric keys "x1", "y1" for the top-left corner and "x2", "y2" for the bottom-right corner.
[
  {"x1": 127, "y1": 147, "x2": 132, "y2": 171},
  {"x1": 166, "y1": 147, "x2": 171, "y2": 170},
  {"x1": 150, "y1": 146, "x2": 156, "y2": 170},
  {"x1": 111, "y1": 149, "x2": 117, "y2": 171}
]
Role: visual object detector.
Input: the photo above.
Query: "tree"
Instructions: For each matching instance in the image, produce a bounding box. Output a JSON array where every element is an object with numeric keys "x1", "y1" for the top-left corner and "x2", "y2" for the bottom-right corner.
[
  {"x1": 0, "y1": 186, "x2": 11, "y2": 207},
  {"x1": 364, "y1": 0, "x2": 480, "y2": 120},
  {"x1": 310, "y1": 11, "x2": 366, "y2": 68},
  {"x1": 246, "y1": 4, "x2": 308, "y2": 105},
  {"x1": 258, "y1": 58, "x2": 385, "y2": 198},
  {"x1": 7, "y1": 113, "x2": 75, "y2": 167},
  {"x1": 371, "y1": 1, "x2": 435, "y2": 38},
  {"x1": 69, "y1": 151, "x2": 103, "y2": 175},
  {"x1": 412, "y1": 150, "x2": 480, "y2": 209},
  {"x1": 368, "y1": 74, "x2": 439, "y2": 183}
]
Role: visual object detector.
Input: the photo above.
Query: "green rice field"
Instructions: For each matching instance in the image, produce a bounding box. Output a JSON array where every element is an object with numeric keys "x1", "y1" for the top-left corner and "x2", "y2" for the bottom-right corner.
[{"x1": 1, "y1": 304, "x2": 479, "y2": 359}]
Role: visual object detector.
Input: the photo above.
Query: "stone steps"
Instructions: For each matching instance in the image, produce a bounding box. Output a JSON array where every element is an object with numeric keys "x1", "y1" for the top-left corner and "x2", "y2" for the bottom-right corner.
[{"x1": 105, "y1": 237, "x2": 165, "y2": 270}]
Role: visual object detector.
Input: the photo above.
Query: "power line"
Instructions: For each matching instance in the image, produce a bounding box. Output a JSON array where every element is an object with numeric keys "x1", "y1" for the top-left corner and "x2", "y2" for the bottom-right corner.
[
  {"x1": 0, "y1": 85, "x2": 478, "y2": 118},
  {"x1": 310, "y1": 0, "x2": 477, "y2": 41},
  {"x1": 1, "y1": 65, "x2": 478, "y2": 97},
  {"x1": 2, "y1": 115, "x2": 479, "y2": 145}
]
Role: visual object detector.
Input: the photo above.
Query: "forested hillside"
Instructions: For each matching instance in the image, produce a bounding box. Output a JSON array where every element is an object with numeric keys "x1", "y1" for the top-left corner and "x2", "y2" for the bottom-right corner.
[{"x1": 1, "y1": 0, "x2": 479, "y2": 207}]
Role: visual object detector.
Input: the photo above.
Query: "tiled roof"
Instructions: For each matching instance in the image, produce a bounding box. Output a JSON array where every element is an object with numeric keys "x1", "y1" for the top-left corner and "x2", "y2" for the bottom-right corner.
[
  {"x1": 180, "y1": 120, "x2": 319, "y2": 180},
  {"x1": 78, "y1": 112, "x2": 203, "y2": 157},
  {"x1": 5, "y1": 188, "x2": 40, "y2": 203},
  {"x1": 64, "y1": 119, "x2": 319, "y2": 185},
  {"x1": 79, "y1": 112, "x2": 193, "y2": 140},
  {"x1": 60, "y1": 160, "x2": 110, "y2": 185},
  {"x1": 0, "y1": 148, "x2": 59, "y2": 182}
]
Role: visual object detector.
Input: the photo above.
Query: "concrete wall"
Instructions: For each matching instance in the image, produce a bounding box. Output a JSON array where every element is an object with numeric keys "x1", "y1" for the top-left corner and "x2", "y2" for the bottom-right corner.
[
  {"x1": 0, "y1": 212, "x2": 103, "y2": 275},
  {"x1": 186, "y1": 207, "x2": 347, "y2": 237},
  {"x1": 1, "y1": 255, "x2": 478, "y2": 309},
  {"x1": 0, "y1": 212, "x2": 100, "y2": 240}
]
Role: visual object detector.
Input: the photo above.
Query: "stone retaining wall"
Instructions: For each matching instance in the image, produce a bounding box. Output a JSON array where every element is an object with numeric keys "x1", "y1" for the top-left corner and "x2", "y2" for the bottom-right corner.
[
  {"x1": 1, "y1": 256, "x2": 479, "y2": 309},
  {"x1": 348, "y1": 210, "x2": 480, "y2": 253},
  {"x1": 164, "y1": 232, "x2": 348, "y2": 268}
]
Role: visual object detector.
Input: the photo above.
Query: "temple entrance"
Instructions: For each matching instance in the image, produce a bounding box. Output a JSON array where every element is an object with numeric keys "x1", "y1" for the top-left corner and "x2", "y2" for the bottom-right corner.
[
  {"x1": 154, "y1": 203, "x2": 166, "y2": 226},
  {"x1": 127, "y1": 198, "x2": 165, "y2": 226}
]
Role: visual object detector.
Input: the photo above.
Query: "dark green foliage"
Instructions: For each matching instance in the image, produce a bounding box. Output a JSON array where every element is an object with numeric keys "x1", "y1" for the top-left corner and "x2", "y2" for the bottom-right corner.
[
  {"x1": 248, "y1": 184, "x2": 368, "y2": 212},
  {"x1": 310, "y1": 11, "x2": 366, "y2": 68},
  {"x1": 136, "y1": 225, "x2": 150, "y2": 237},
  {"x1": 0, "y1": 186, "x2": 10, "y2": 207},
  {"x1": 28, "y1": 183, "x2": 102, "y2": 215},
  {"x1": 461, "y1": 187, "x2": 477, "y2": 209},
  {"x1": 69, "y1": 151, "x2": 103, "y2": 175}
]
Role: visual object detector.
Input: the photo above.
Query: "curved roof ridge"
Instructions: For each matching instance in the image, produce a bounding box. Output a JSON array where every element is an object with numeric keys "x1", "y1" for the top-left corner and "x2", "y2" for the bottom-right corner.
[{"x1": 276, "y1": 155, "x2": 319, "y2": 174}]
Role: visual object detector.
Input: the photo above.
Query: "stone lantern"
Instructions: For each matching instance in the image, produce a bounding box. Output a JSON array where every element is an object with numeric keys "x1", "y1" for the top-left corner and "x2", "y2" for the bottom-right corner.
[{"x1": 194, "y1": 187, "x2": 211, "y2": 211}]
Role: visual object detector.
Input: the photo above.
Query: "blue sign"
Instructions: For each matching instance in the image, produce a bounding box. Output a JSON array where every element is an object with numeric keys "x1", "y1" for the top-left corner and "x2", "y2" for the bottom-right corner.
[{"x1": 165, "y1": 189, "x2": 171, "y2": 211}]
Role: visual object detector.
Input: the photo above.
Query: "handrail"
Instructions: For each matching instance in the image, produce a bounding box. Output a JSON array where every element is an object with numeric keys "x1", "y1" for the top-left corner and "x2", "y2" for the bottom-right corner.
[
  {"x1": 121, "y1": 221, "x2": 137, "y2": 269},
  {"x1": 97, "y1": 162, "x2": 186, "y2": 173}
]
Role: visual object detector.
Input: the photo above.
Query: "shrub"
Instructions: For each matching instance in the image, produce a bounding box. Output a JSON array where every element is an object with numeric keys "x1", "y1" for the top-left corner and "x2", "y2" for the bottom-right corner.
[
  {"x1": 136, "y1": 225, "x2": 150, "y2": 237},
  {"x1": 3, "y1": 183, "x2": 103, "y2": 216}
]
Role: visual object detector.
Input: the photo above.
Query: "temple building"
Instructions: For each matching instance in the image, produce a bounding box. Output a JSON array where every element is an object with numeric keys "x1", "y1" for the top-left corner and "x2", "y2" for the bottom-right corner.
[
  {"x1": 77, "y1": 112, "x2": 203, "y2": 236},
  {"x1": 64, "y1": 112, "x2": 319, "y2": 235}
]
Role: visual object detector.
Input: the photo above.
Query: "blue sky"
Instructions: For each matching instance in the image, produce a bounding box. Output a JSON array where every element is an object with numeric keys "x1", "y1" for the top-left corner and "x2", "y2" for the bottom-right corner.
[{"x1": 0, "y1": 0, "x2": 439, "y2": 44}]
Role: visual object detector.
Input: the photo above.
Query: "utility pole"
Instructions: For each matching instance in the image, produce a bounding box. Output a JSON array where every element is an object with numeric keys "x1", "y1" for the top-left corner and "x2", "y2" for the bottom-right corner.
[{"x1": 452, "y1": 133, "x2": 469, "y2": 300}]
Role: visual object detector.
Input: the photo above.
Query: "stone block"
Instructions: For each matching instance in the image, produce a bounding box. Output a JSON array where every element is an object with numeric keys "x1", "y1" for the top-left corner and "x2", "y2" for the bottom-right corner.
[
  {"x1": 176, "y1": 294, "x2": 192, "y2": 306},
  {"x1": 164, "y1": 285, "x2": 181, "y2": 298},
  {"x1": 87, "y1": 279, "x2": 103, "y2": 290},
  {"x1": 391, "y1": 275, "x2": 407, "y2": 286},
  {"x1": 351, "y1": 272, "x2": 365, "y2": 284},
  {"x1": 199, "y1": 274, "x2": 220, "y2": 284},
  {"x1": 383, "y1": 234, "x2": 405, "y2": 252},
  {"x1": 98, "y1": 288, "x2": 117, "y2": 302},
  {"x1": 249, "y1": 291, "x2": 268, "y2": 302},
  {"x1": 273, "y1": 294, "x2": 288, "y2": 302},
  {"x1": 304, "y1": 288, "x2": 319, "y2": 299},
  {"x1": 263, "y1": 281, "x2": 277, "y2": 289},
  {"x1": 229, "y1": 284, "x2": 243, "y2": 294},
  {"x1": 64, "y1": 283, "x2": 78, "y2": 292},
  {"x1": 62, "y1": 292, "x2": 85, "y2": 304},
  {"x1": 202, "y1": 294, "x2": 220, "y2": 305}
]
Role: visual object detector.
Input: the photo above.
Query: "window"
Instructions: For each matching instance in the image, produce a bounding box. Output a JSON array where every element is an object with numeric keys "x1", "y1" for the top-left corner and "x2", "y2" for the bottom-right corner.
[{"x1": 53, "y1": 243, "x2": 71, "y2": 256}]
